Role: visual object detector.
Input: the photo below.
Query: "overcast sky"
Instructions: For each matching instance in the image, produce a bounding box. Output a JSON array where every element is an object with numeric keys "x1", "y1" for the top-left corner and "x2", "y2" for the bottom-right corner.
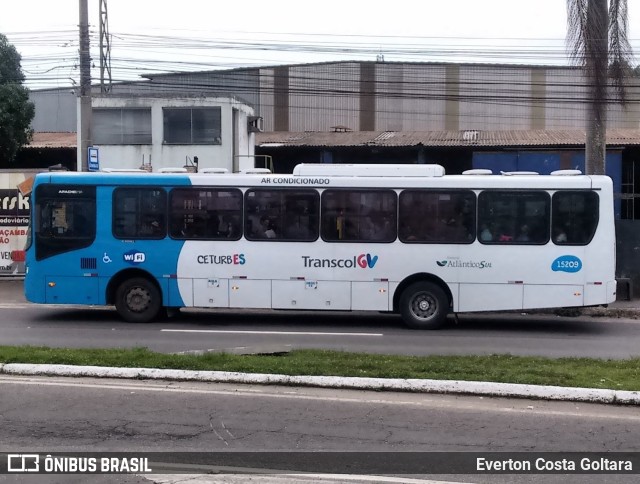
[{"x1": 2, "y1": 0, "x2": 640, "y2": 88}]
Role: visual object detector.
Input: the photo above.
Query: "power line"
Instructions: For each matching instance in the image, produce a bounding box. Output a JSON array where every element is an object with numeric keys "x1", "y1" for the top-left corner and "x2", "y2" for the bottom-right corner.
[{"x1": 6, "y1": 29, "x2": 639, "y2": 88}]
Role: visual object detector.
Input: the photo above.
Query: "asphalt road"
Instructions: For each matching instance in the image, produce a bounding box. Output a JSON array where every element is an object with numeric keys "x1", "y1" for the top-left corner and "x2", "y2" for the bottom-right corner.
[
  {"x1": 1, "y1": 375, "x2": 639, "y2": 483},
  {"x1": 2, "y1": 279, "x2": 640, "y2": 483},
  {"x1": 1, "y1": 299, "x2": 640, "y2": 358}
]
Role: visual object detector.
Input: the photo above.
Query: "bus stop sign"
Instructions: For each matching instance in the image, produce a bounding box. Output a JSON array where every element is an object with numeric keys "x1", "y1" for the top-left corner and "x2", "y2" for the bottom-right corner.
[{"x1": 88, "y1": 147, "x2": 99, "y2": 171}]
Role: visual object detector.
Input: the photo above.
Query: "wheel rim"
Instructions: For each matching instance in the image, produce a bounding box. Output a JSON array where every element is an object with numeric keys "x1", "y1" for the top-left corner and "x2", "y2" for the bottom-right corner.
[
  {"x1": 410, "y1": 291, "x2": 437, "y2": 321},
  {"x1": 125, "y1": 286, "x2": 151, "y2": 313}
]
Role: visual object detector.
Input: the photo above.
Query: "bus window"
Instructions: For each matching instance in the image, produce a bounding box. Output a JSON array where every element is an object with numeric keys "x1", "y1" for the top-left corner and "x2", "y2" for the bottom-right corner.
[
  {"x1": 245, "y1": 189, "x2": 319, "y2": 241},
  {"x1": 169, "y1": 188, "x2": 242, "y2": 240},
  {"x1": 478, "y1": 191, "x2": 550, "y2": 245},
  {"x1": 399, "y1": 190, "x2": 475, "y2": 243},
  {"x1": 321, "y1": 189, "x2": 397, "y2": 243},
  {"x1": 113, "y1": 187, "x2": 166, "y2": 239},
  {"x1": 34, "y1": 184, "x2": 96, "y2": 261},
  {"x1": 552, "y1": 191, "x2": 599, "y2": 245}
]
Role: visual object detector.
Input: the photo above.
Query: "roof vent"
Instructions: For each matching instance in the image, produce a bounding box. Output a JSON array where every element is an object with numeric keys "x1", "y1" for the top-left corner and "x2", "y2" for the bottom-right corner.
[
  {"x1": 158, "y1": 167, "x2": 188, "y2": 173},
  {"x1": 240, "y1": 168, "x2": 272, "y2": 174},
  {"x1": 500, "y1": 171, "x2": 539, "y2": 176},
  {"x1": 293, "y1": 163, "x2": 445, "y2": 177},
  {"x1": 199, "y1": 168, "x2": 229, "y2": 174},
  {"x1": 463, "y1": 169, "x2": 492, "y2": 175},
  {"x1": 551, "y1": 169, "x2": 582, "y2": 176},
  {"x1": 462, "y1": 130, "x2": 479, "y2": 142},
  {"x1": 101, "y1": 168, "x2": 146, "y2": 173}
]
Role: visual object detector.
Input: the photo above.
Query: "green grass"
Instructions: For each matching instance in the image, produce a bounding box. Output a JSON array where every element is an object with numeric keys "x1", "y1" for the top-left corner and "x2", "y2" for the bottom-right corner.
[{"x1": 1, "y1": 346, "x2": 639, "y2": 391}]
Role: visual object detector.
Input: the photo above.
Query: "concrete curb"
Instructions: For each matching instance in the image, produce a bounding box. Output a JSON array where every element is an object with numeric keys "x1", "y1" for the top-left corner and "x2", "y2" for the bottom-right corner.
[{"x1": 2, "y1": 363, "x2": 639, "y2": 405}]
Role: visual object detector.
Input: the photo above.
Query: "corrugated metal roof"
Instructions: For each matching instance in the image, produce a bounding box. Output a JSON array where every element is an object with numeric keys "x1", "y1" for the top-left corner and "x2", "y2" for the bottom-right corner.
[
  {"x1": 28, "y1": 132, "x2": 76, "y2": 149},
  {"x1": 257, "y1": 129, "x2": 640, "y2": 148},
  {"x1": 26, "y1": 129, "x2": 640, "y2": 150}
]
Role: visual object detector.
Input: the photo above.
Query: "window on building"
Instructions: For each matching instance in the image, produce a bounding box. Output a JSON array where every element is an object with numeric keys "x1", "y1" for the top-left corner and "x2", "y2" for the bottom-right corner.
[
  {"x1": 169, "y1": 188, "x2": 242, "y2": 240},
  {"x1": 163, "y1": 107, "x2": 222, "y2": 144},
  {"x1": 113, "y1": 188, "x2": 167, "y2": 239},
  {"x1": 93, "y1": 108, "x2": 152, "y2": 144},
  {"x1": 321, "y1": 189, "x2": 397, "y2": 242},
  {"x1": 552, "y1": 191, "x2": 599, "y2": 245},
  {"x1": 245, "y1": 189, "x2": 319, "y2": 241},
  {"x1": 621, "y1": 157, "x2": 640, "y2": 220},
  {"x1": 399, "y1": 190, "x2": 475, "y2": 243},
  {"x1": 478, "y1": 191, "x2": 550, "y2": 244}
]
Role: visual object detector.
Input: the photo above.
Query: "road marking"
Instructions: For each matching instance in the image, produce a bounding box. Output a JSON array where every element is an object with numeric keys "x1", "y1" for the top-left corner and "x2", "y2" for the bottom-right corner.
[
  {"x1": 161, "y1": 329, "x2": 384, "y2": 336},
  {"x1": 0, "y1": 303, "x2": 42, "y2": 309},
  {"x1": 0, "y1": 303, "x2": 111, "y2": 310},
  {"x1": 150, "y1": 470, "x2": 463, "y2": 483},
  {"x1": 2, "y1": 376, "x2": 640, "y2": 422},
  {"x1": 0, "y1": 376, "x2": 438, "y2": 406}
]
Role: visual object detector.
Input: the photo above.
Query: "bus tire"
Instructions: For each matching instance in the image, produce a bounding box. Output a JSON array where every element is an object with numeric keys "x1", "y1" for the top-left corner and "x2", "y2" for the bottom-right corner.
[
  {"x1": 115, "y1": 277, "x2": 162, "y2": 323},
  {"x1": 400, "y1": 281, "x2": 448, "y2": 330}
]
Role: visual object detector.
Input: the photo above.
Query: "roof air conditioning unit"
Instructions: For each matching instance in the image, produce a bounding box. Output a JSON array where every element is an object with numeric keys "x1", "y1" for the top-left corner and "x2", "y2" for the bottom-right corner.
[{"x1": 248, "y1": 116, "x2": 263, "y2": 133}]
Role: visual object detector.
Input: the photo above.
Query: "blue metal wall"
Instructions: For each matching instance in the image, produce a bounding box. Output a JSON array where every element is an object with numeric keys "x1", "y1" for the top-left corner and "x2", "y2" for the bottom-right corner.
[{"x1": 472, "y1": 151, "x2": 622, "y2": 218}]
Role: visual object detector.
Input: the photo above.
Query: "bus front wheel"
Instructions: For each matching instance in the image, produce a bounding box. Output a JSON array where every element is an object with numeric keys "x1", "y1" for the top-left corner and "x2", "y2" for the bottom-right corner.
[
  {"x1": 400, "y1": 281, "x2": 448, "y2": 330},
  {"x1": 115, "y1": 277, "x2": 162, "y2": 323}
]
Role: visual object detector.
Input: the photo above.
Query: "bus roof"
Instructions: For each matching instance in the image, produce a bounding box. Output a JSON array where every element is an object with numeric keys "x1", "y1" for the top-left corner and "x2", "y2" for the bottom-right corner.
[
  {"x1": 292, "y1": 163, "x2": 446, "y2": 177},
  {"x1": 32, "y1": 165, "x2": 610, "y2": 191}
]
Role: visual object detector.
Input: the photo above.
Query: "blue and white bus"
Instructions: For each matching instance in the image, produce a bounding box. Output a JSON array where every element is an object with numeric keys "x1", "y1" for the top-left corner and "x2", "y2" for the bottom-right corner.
[{"x1": 23, "y1": 164, "x2": 617, "y2": 329}]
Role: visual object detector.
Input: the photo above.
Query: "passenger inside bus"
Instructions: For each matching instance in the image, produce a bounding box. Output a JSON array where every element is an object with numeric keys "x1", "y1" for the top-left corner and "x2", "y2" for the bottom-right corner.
[
  {"x1": 360, "y1": 212, "x2": 393, "y2": 241},
  {"x1": 259, "y1": 216, "x2": 277, "y2": 238},
  {"x1": 516, "y1": 224, "x2": 531, "y2": 242},
  {"x1": 479, "y1": 223, "x2": 493, "y2": 242},
  {"x1": 554, "y1": 227, "x2": 568, "y2": 243},
  {"x1": 219, "y1": 214, "x2": 240, "y2": 238},
  {"x1": 245, "y1": 202, "x2": 262, "y2": 237},
  {"x1": 284, "y1": 215, "x2": 312, "y2": 239},
  {"x1": 141, "y1": 216, "x2": 164, "y2": 237}
]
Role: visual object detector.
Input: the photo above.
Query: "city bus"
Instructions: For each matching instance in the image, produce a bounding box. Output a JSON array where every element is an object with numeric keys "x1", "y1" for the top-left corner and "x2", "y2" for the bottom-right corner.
[{"x1": 23, "y1": 164, "x2": 617, "y2": 329}]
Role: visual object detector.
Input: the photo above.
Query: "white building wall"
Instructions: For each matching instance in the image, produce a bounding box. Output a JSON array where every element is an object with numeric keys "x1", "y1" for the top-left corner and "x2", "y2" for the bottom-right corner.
[
  {"x1": 89, "y1": 96, "x2": 254, "y2": 172},
  {"x1": 30, "y1": 90, "x2": 77, "y2": 132}
]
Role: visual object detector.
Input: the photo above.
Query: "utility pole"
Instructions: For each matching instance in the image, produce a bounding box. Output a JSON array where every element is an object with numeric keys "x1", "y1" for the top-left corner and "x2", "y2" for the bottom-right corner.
[
  {"x1": 99, "y1": 0, "x2": 112, "y2": 93},
  {"x1": 78, "y1": 0, "x2": 92, "y2": 171}
]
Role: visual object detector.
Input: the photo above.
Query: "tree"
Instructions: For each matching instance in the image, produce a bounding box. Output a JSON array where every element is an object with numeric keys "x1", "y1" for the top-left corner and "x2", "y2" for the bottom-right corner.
[
  {"x1": 567, "y1": 0, "x2": 632, "y2": 175},
  {"x1": 0, "y1": 33, "x2": 35, "y2": 166}
]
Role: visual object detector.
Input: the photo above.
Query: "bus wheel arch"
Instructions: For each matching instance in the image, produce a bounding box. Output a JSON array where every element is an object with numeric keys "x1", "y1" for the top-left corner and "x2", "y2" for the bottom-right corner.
[
  {"x1": 394, "y1": 274, "x2": 452, "y2": 330},
  {"x1": 107, "y1": 270, "x2": 163, "y2": 323}
]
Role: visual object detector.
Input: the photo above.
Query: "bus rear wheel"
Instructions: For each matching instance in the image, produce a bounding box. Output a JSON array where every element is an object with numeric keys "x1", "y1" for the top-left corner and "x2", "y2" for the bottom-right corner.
[
  {"x1": 400, "y1": 281, "x2": 448, "y2": 330},
  {"x1": 115, "y1": 277, "x2": 161, "y2": 323}
]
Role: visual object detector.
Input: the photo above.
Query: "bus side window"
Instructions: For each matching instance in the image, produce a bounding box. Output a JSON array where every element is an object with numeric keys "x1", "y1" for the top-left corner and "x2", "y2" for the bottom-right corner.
[
  {"x1": 245, "y1": 188, "x2": 318, "y2": 242},
  {"x1": 399, "y1": 190, "x2": 474, "y2": 244},
  {"x1": 113, "y1": 187, "x2": 166, "y2": 240},
  {"x1": 321, "y1": 189, "x2": 396, "y2": 243},
  {"x1": 478, "y1": 190, "x2": 549, "y2": 245},
  {"x1": 169, "y1": 188, "x2": 242, "y2": 240},
  {"x1": 552, "y1": 191, "x2": 599, "y2": 245}
]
